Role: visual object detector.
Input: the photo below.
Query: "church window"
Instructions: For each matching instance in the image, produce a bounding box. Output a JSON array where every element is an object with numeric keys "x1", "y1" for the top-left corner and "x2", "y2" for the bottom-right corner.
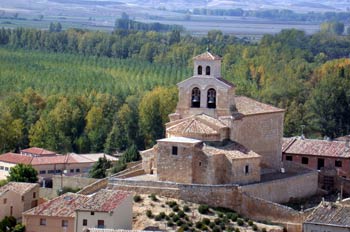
[
  {"x1": 172, "y1": 146, "x2": 178, "y2": 155},
  {"x1": 245, "y1": 165, "x2": 249, "y2": 175},
  {"x1": 191, "y1": 87, "x2": 201, "y2": 108},
  {"x1": 197, "y1": 66, "x2": 202, "y2": 75},
  {"x1": 206, "y1": 66, "x2": 211, "y2": 75},
  {"x1": 207, "y1": 88, "x2": 216, "y2": 109}
]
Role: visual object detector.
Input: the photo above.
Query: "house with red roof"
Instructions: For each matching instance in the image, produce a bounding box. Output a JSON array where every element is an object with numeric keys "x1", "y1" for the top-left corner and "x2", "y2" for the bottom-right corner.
[
  {"x1": 22, "y1": 189, "x2": 132, "y2": 232},
  {"x1": 0, "y1": 148, "x2": 118, "y2": 181},
  {"x1": 282, "y1": 137, "x2": 350, "y2": 178}
]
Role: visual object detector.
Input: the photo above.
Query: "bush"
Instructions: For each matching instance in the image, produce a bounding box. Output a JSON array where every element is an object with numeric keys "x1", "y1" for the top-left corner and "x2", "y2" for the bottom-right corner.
[
  {"x1": 133, "y1": 195, "x2": 142, "y2": 202},
  {"x1": 252, "y1": 224, "x2": 258, "y2": 231},
  {"x1": 166, "y1": 201, "x2": 177, "y2": 207},
  {"x1": 173, "y1": 215, "x2": 180, "y2": 222},
  {"x1": 227, "y1": 226, "x2": 235, "y2": 232},
  {"x1": 237, "y1": 219, "x2": 244, "y2": 226},
  {"x1": 159, "y1": 212, "x2": 166, "y2": 219},
  {"x1": 167, "y1": 221, "x2": 174, "y2": 227},
  {"x1": 195, "y1": 221, "x2": 203, "y2": 229},
  {"x1": 218, "y1": 212, "x2": 224, "y2": 218},
  {"x1": 198, "y1": 204, "x2": 209, "y2": 214},
  {"x1": 235, "y1": 228, "x2": 240, "y2": 232},
  {"x1": 212, "y1": 226, "x2": 221, "y2": 232},
  {"x1": 178, "y1": 210, "x2": 185, "y2": 218},
  {"x1": 172, "y1": 205, "x2": 180, "y2": 212},
  {"x1": 209, "y1": 222, "x2": 216, "y2": 229},
  {"x1": 214, "y1": 218, "x2": 222, "y2": 225},
  {"x1": 146, "y1": 210, "x2": 153, "y2": 218},
  {"x1": 149, "y1": 193, "x2": 158, "y2": 201},
  {"x1": 248, "y1": 220, "x2": 253, "y2": 226},
  {"x1": 181, "y1": 224, "x2": 189, "y2": 231},
  {"x1": 183, "y1": 205, "x2": 190, "y2": 212},
  {"x1": 165, "y1": 215, "x2": 170, "y2": 221},
  {"x1": 155, "y1": 214, "x2": 162, "y2": 221},
  {"x1": 202, "y1": 218, "x2": 210, "y2": 225},
  {"x1": 227, "y1": 213, "x2": 238, "y2": 221},
  {"x1": 176, "y1": 220, "x2": 184, "y2": 226},
  {"x1": 262, "y1": 228, "x2": 267, "y2": 232},
  {"x1": 169, "y1": 212, "x2": 175, "y2": 218},
  {"x1": 244, "y1": 217, "x2": 249, "y2": 222},
  {"x1": 220, "y1": 223, "x2": 226, "y2": 230}
]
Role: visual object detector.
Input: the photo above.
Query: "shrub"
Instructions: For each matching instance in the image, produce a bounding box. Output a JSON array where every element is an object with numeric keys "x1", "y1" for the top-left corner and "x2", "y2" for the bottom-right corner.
[
  {"x1": 244, "y1": 217, "x2": 249, "y2": 222},
  {"x1": 212, "y1": 226, "x2": 221, "y2": 232},
  {"x1": 159, "y1": 212, "x2": 166, "y2": 219},
  {"x1": 176, "y1": 220, "x2": 184, "y2": 226},
  {"x1": 165, "y1": 215, "x2": 170, "y2": 221},
  {"x1": 227, "y1": 226, "x2": 235, "y2": 232},
  {"x1": 235, "y1": 228, "x2": 240, "y2": 232},
  {"x1": 173, "y1": 215, "x2": 180, "y2": 222},
  {"x1": 214, "y1": 218, "x2": 222, "y2": 225},
  {"x1": 133, "y1": 195, "x2": 142, "y2": 203},
  {"x1": 248, "y1": 220, "x2": 253, "y2": 226},
  {"x1": 262, "y1": 228, "x2": 267, "y2": 232},
  {"x1": 178, "y1": 210, "x2": 185, "y2": 218},
  {"x1": 252, "y1": 224, "x2": 258, "y2": 231},
  {"x1": 146, "y1": 210, "x2": 153, "y2": 218},
  {"x1": 195, "y1": 221, "x2": 203, "y2": 229},
  {"x1": 181, "y1": 224, "x2": 189, "y2": 231},
  {"x1": 220, "y1": 223, "x2": 226, "y2": 230},
  {"x1": 169, "y1": 212, "x2": 175, "y2": 218},
  {"x1": 155, "y1": 214, "x2": 162, "y2": 221},
  {"x1": 149, "y1": 193, "x2": 158, "y2": 201},
  {"x1": 167, "y1": 221, "x2": 174, "y2": 227},
  {"x1": 201, "y1": 225, "x2": 208, "y2": 230},
  {"x1": 172, "y1": 205, "x2": 180, "y2": 212},
  {"x1": 218, "y1": 212, "x2": 224, "y2": 218},
  {"x1": 209, "y1": 222, "x2": 216, "y2": 229},
  {"x1": 198, "y1": 204, "x2": 209, "y2": 214},
  {"x1": 227, "y1": 213, "x2": 238, "y2": 221},
  {"x1": 166, "y1": 201, "x2": 177, "y2": 208},
  {"x1": 237, "y1": 219, "x2": 244, "y2": 226},
  {"x1": 183, "y1": 205, "x2": 190, "y2": 212},
  {"x1": 202, "y1": 218, "x2": 210, "y2": 225}
]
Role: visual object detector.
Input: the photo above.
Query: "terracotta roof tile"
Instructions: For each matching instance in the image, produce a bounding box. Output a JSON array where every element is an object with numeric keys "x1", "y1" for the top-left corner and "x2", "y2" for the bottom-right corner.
[
  {"x1": 193, "y1": 51, "x2": 222, "y2": 61},
  {"x1": 0, "y1": 153, "x2": 32, "y2": 164},
  {"x1": 305, "y1": 202, "x2": 350, "y2": 227},
  {"x1": 283, "y1": 138, "x2": 350, "y2": 158},
  {"x1": 20, "y1": 147, "x2": 56, "y2": 156},
  {"x1": 235, "y1": 96, "x2": 285, "y2": 116},
  {"x1": 0, "y1": 182, "x2": 38, "y2": 196},
  {"x1": 30, "y1": 155, "x2": 67, "y2": 165},
  {"x1": 203, "y1": 142, "x2": 260, "y2": 159}
]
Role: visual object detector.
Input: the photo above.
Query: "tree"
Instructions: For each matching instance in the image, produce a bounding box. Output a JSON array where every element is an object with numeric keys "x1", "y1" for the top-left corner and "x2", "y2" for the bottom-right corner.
[
  {"x1": 7, "y1": 164, "x2": 38, "y2": 183},
  {"x1": 121, "y1": 144, "x2": 140, "y2": 163},
  {"x1": 88, "y1": 156, "x2": 112, "y2": 179},
  {"x1": 320, "y1": 21, "x2": 344, "y2": 35},
  {"x1": 0, "y1": 216, "x2": 17, "y2": 232},
  {"x1": 49, "y1": 22, "x2": 62, "y2": 33}
]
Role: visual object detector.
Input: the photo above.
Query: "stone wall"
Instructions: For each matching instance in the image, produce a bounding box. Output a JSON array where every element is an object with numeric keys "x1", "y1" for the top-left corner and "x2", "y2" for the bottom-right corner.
[
  {"x1": 240, "y1": 171, "x2": 319, "y2": 203},
  {"x1": 78, "y1": 178, "x2": 109, "y2": 195},
  {"x1": 52, "y1": 175, "x2": 97, "y2": 193}
]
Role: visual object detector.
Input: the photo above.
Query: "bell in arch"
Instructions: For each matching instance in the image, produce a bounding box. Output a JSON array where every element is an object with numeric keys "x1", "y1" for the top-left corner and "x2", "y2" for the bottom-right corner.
[{"x1": 192, "y1": 95, "x2": 200, "y2": 102}]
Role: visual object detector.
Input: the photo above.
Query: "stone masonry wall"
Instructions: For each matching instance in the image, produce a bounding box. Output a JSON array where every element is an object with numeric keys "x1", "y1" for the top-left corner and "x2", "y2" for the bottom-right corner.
[
  {"x1": 78, "y1": 178, "x2": 108, "y2": 195},
  {"x1": 240, "y1": 171, "x2": 319, "y2": 203}
]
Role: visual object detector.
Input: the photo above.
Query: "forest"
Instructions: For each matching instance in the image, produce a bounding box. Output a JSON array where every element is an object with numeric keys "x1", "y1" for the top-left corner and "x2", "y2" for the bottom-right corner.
[{"x1": 0, "y1": 26, "x2": 350, "y2": 155}]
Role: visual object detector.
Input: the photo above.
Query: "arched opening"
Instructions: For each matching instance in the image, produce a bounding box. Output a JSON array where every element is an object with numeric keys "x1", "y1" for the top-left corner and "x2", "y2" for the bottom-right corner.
[
  {"x1": 207, "y1": 88, "x2": 216, "y2": 109},
  {"x1": 197, "y1": 66, "x2": 202, "y2": 75},
  {"x1": 191, "y1": 87, "x2": 201, "y2": 108},
  {"x1": 206, "y1": 66, "x2": 211, "y2": 75}
]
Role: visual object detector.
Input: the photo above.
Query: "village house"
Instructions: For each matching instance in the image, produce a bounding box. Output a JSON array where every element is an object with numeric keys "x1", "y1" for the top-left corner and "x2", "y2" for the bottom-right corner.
[
  {"x1": 303, "y1": 199, "x2": 350, "y2": 232},
  {"x1": 0, "y1": 182, "x2": 39, "y2": 220},
  {"x1": 282, "y1": 137, "x2": 350, "y2": 178},
  {"x1": 22, "y1": 189, "x2": 132, "y2": 232},
  {"x1": 0, "y1": 147, "x2": 118, "y2": 181},
  {"x1": 141, "y1": 51, "x2": 285, "y2": 185}
]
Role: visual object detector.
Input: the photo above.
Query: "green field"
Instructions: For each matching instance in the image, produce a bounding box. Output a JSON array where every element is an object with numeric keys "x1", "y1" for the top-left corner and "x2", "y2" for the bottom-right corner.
[{"x1": 0, "y1": 47, "x2": 190, "y2": 98}]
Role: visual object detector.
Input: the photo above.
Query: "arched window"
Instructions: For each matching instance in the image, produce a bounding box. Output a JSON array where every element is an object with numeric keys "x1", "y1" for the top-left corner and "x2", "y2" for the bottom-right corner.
[
  {"x1": 207, "y1": 88, "x2": 216, "y2": 109},
  {"x1": 206, "y1": 66, "x2": 211, "y2": 75},
  {"x1": 191, "y1": 87, "x2": 201, "y2": 108},
  {"x1": 197, "y1": 66, "x2": 202, "y2": 75}
]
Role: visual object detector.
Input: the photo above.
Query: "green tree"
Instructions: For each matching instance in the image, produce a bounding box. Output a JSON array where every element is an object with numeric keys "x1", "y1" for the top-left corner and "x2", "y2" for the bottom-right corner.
[
  {"x1": 320, "y1": 21, "x2": 345, "y2": 35},
  {"x1": 88, "y1": 156, "x2": 112, "y2": 178},
  {"x1": 7, "y1": 164, "x2": 38, "y2": 183},
  {"x1": 0, "y1": 216, "x2": 17, "y2": 232},
  {"x1": 121, "y1": 144, "x2": 140, "y2": 163}
]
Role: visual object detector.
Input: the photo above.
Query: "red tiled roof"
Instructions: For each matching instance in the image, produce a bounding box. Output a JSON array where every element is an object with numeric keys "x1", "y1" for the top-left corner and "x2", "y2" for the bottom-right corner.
[
  {"x1": 203, "y1": 141, "x2": 260, "y2": 159},
  {"x1": 0, "y1": 182, "x2": 38, "y2": 196},
  {"x1": 235, "y1": 96, "x2": 285, "y2": 116},
  {"x1": 0, "y1": 153, "x2": 32, "y2": 164},
  {"x1": 23, "y1": 190, "x2": 131, "y2": 217},
  {"x1": 282, "y1": 137, "x2": 350, "y2": 158},
  {"x1": 20, "y1": 147, "x2": 56, "y2": 156},
  {"x1": 30, "y1": 155, "x2": 67, "y2": 165},
  {"x1": 77, "y1": 189, "x2": 131, "y2": 212},
  {"x1": 305, "y1": 202, "x2": 350, "y2": 226},
  {"x1": 193, "y1": 51, "x2": 222, "y2": 61}
]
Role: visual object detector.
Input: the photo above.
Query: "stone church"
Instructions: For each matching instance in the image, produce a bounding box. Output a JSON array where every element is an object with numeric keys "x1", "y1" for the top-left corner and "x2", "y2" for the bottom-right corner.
[{"x1": 141, "y1": 51, "x2": 285, "y2": 185}]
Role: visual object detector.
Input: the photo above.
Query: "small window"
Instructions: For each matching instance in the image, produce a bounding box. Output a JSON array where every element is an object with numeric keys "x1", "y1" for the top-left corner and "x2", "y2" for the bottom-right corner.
[
  {"x1": 301, "y1": 157, "x2": 309, "y2": 165},
  {"x1": 62, "y1": 220, "x2": 68, "y2": 227},
  {"x1": 172, "y1": 146, "x2": 178, "y2": 155},
  {"x1": 70, "y1": 169, "x2": 74, "y2": 173},
  {"x1": 48, "y1": 170, "x2": 55, "y2": 174},
  {"x1": 3, "y1": 198, "x2": 7, "y2": 204},
  {"x1": 76, "y1": 169, "x2": 80, "y2": 173},
  {"x1": 83, "y1": 219, "x2": 88, "y2": 226},
  {"x1": 90, "y1": 212, "x2": 95, "y2": 216},
  {"x1": 197, "y1": 65, "x2": 202, "y2": 75},
  {"x1": 97, "y1": 220, "x2": 105, "y2": 229},
  {"x1": 33, "y1": 192, "x2": 36, "y2": 198},
  {"x1": 245, "y1": 165, "x2": 249, "y2": 175},
  {"x1": 206, "y1": 66, "x2": 211, "y2": 75},
  {"x1": 39, "y1": 170, "x2": 46, "y2": 174},
  {"x1": 335, "y1": 160, "x2": 342, "y2": 167},
  {"x1": 40, "y1": 218, "x2": 46, "y2": 226},
  {"x1": 4, "y1": 167, "x2": 8, "y2": 171},
  {"x1": 286, "y1": 155, "x2": 293, "y2": 161},
  {"x1": 22, "y1": 196, "x2": 24, "y2": 202},
  {"x1": 55, "y1": 170, "x2": 61, "y2": 174},
  {"x1": 0, "y1": 166, "x2": 4, "y2": 170}
]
